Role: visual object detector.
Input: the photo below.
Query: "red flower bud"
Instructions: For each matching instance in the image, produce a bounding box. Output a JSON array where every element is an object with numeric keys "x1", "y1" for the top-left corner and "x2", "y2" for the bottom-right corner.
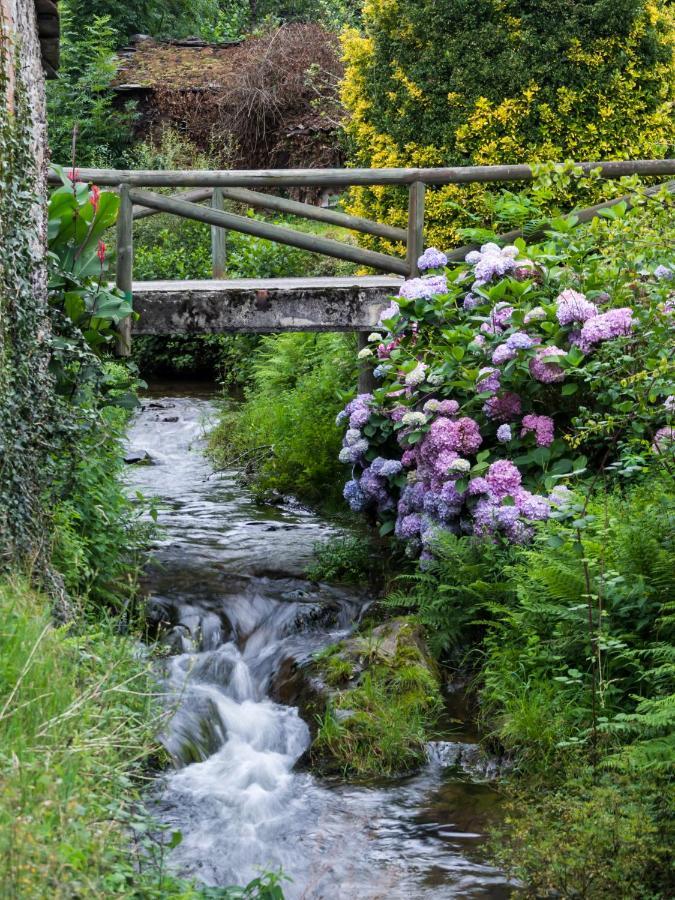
[
  {"x1": 97, "y1": 240, "x2": 106, "y2": 264},
  {"x1": 90, "y1": 184, "x2": 100, "y2": 213}
]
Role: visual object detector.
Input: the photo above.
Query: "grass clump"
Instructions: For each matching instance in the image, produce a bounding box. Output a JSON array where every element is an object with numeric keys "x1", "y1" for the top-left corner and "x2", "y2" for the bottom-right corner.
[{"x1": 311, "y1": 618, "x2": 442, "y2": 777}]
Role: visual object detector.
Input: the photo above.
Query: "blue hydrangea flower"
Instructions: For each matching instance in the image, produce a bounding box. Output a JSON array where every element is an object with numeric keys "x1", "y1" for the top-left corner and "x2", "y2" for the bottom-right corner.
[{"x1": 418, "y1": 247, "x2": 448, "y2": 271}]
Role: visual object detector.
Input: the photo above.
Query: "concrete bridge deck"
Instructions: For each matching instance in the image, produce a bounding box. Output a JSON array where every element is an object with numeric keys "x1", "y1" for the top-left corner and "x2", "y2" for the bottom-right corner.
[{"x1": 131, "y1": 276, "x2": 404, "y2": 334}]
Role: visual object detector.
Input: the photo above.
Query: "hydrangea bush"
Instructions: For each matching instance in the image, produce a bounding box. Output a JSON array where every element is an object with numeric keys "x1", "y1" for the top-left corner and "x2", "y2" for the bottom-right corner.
[{"x1": 338, "y1": 227, "x2": 674, "y2": 558}]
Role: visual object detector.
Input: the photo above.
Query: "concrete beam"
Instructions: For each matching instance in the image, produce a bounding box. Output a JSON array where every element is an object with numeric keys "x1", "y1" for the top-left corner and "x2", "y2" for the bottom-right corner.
[{"x1": 130, "y1": 276, "x2": 403, "y2": 334}]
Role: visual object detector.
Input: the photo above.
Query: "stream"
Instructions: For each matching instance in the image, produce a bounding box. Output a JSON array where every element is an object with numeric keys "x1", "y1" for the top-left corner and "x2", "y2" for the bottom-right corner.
[{"x1": 125, "y1": 388, "x2": 513, "y2": 899}]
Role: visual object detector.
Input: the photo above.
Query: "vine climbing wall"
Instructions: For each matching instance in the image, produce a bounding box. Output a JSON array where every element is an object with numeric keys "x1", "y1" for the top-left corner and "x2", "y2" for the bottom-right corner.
[{"x1": 0, "y1": 0, "x2": 54, "y2": 569}]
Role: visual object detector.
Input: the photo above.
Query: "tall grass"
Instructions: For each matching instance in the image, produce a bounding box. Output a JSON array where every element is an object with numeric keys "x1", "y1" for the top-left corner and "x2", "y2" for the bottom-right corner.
[{"x1": 0, "y1": 576, "x2": 162, "y2": 896}]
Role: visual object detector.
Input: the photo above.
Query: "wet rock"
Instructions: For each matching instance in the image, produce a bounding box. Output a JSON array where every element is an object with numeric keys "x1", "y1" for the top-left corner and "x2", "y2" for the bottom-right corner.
[
  {"x1": 280, "y1": 589, "x2": 311, "y2": 603},
  {"x1": 162, "y1": 416, "x2": 179, "y2": 422},
  {"x1": 425, "y1": 740, "x2": 506, "y2": 780},
  {"x1": 270, "y1": 656, "x2": 328, "y2": 738},
  {"x1": 162, "y1": 695, "x2": 227, "y2": 766},
  {"x1": 161, "y1": 624, "x2": 194, "y2": 654},
  {"x1": 124, "y1": 450, "x2": 154, "y2": 465}
]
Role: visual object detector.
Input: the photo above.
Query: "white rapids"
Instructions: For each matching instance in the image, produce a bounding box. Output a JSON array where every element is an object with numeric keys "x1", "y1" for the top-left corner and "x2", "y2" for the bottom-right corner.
[{"x1": 125, "y1": 391, "x2": 513, "y2": 899}]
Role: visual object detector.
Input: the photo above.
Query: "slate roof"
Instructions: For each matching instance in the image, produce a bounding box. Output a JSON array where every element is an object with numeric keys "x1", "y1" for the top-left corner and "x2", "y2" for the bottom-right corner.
[{"x1": 113, "y1": 37, "x2": 244, "y2": 91}]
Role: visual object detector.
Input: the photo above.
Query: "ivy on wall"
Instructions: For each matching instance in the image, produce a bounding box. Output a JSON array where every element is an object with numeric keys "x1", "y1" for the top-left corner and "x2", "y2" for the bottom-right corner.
[{"x1": 0, "y1": 47, "x2": 56, "y2": 569}]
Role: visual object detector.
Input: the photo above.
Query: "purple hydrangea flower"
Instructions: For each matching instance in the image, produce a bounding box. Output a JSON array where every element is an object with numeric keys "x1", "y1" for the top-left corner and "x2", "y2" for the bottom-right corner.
[
  {"x1": 477, "y1": 367, "x2": 501, "y2": 395},
  {"x1": 378, "y1": 299, "x2": 400, "y2": 324},
  {"x1": 515, "y1": 490, "x2": 551, "y2": 521},
  {"x1": 339, "y1": 440, "x2": 368, "y2": 463},
  {"x1": 418, "y1": 247, "x2": 448, "y2": 271},
  {"x1": 521, "y1": 414, "x2": 555, "y2": 447},
  {"x1": 555, "y1": 289, "x2": 598, "y2": 326},
  {"x1": 445, "y1": 417, "x2": 483, "y2": 454},
  {"x1": 399, "y1": 277, "x2": 447, "y2": 300},
  {"x1": 423, "y1": 275, "x2": 448, "y2": 295},
  {"x1": 398, "y1": 482, "x2": 426, "y2": 516},
  {"x1": 492, "y1": 343, "x2": 517, "y2": 365},
  {"x1": 380, "y1": 459, "x2": 404, "y2": 477},
  {"x1": 389, "y1": 405, "x2": 408, "y2": 422},
  {"x1": 373, "y1": 364, "x2": 388, "y2": 379},
  {"x1": 401, "y1": 449, "x2": 417, "y2": 467},
  {"x1": 360, "y1": 467, "x2": 388, "y2": 502},
  {"x1": 467, "y1": 243, "x2": 520, "y2": 287},
  {"x1": 655, "y1": 265, "x2": 673, "y2": 280},
  {"x1": 463, "y1": 293, "x2": 481, "y2": 310},
  {"x1": 468, "y1": 476, "x2": 490, "y2": 495},
  {"x1": 395, "y1": 513, "x2": 423, "y2": 539},
  {"x1": 437, "y1": 399, "x2": 460, "y2": 416},
  {"x1": 483, "y1": 392, "x2": 522, "y2": 422},
  {"x1": 497, "y1": 423, "x2": 512, "y2": 443},
  {"x1": 579, "y1": 308, "x2": 634, "y2": 348},
  {"x1": 529, "y1": 347, "x2": 566, "y2": 383},
  {"x1": 486, "y1": 459, "x2": 522, "y2": 500}
]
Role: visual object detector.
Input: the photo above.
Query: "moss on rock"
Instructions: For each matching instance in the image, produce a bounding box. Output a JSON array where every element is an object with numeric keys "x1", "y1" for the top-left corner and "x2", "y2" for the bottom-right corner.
[{"x1": 309, "y1": 617, "x2": 443, "y2": 777}]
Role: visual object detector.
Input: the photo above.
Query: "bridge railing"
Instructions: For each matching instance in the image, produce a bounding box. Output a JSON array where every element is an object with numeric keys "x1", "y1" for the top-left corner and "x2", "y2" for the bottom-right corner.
[{"x1": 47, "y1": 159, "x2": 675, "y2": 355}]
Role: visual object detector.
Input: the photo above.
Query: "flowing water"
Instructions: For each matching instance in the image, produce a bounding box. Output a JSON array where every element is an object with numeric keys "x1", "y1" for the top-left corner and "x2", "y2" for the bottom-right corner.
[{"x1": 126, "y1": 389, "x2": 513, "y2": 899}]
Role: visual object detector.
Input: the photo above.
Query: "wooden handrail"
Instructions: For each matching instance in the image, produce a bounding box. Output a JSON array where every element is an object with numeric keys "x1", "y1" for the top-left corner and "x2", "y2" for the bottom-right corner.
[
  {"x1": 131, "y1": 185, "x2": 409, "y2": 244},
  {"x1": 127, "y1": 188, "x2": 410, "y2": 275},
  {"x1": 49, "y1": 159, "x2": 675, "y2": 188}
]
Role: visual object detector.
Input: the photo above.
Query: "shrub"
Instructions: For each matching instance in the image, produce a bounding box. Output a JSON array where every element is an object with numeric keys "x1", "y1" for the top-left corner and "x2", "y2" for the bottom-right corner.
[
  {"x1": 493, "y1": 776, "x2": 674, "y2": 899},
  {"x1": 341, "y1": 0, "x2": 674, "y2": 250},
  {"x1": 335, "y1": 186, "x2": 674, "y2": 557}
]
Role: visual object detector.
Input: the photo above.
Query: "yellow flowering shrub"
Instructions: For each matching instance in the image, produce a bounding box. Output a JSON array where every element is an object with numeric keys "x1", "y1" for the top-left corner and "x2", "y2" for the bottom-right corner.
[{"x1": 341, "y1": 0, "x2": 674, "y2": 253}]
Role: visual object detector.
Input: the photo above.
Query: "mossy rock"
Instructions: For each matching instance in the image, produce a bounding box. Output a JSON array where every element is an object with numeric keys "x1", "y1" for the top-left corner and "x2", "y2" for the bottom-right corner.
[{"x1": 305, "y1": 617, "x2": 443, "y2": 778}]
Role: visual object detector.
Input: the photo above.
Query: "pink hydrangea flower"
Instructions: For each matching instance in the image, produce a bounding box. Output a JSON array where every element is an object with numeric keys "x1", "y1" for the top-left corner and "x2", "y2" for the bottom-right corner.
[
  {"x1": 555, "y1": 289, "x2": 598, "y2": 325},
  {"x1": 521, "y1": 414, "x2": 555, "y2": 447},
  {"x1": 579, "y1": 307, "x2": 634, "y2": 348},
  {"x1": 476, "y1": 367, "x2": 501, "y2": 394},
  {"x1": 529, "y1": 347, "x2": 566, "y2": 383},
  {"x1": 492, "y1": 343, "x2": 517, "y2": 365}
]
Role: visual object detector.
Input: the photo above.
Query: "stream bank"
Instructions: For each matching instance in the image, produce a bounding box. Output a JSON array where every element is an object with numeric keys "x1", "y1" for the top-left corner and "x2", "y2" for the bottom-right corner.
[{"x1": 126, "y1": 389, "x2": 513, "y2": 898}]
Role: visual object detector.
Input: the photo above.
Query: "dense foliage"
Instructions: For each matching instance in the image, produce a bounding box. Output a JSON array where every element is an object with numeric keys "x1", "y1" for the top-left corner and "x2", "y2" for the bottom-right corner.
[
  {"x1": 337, "y1": 183, "x2": 674, "y2": 554},
  {"x1": 342, "y1": 0, "x2": 674, "y2": 250},
  {"x1": 209, "y1": 333, "x2": 357, "y2": 506},
  {"x1": 47, "y1": 7, "x2": 135, "y2": 167}
]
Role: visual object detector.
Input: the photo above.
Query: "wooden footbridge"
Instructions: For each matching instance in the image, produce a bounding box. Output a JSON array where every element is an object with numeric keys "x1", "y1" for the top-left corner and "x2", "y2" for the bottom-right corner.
[{"x1": 47, "y1": 159, "x2": 675, "y2": 378}]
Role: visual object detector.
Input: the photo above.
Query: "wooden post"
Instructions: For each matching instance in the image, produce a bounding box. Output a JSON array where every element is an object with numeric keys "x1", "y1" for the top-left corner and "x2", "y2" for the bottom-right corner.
[
  {"x1": 406, "y1": 181, "x2": 425, "y2": 277},
  {"x1": 211, "y1": 187, "x2": 226, "y2": 278},
  {"x1": 357, "y1": 332, "x2": 376, "y2": 394},
  {"x1": 115, "y1": 183, "x2": 133, "y2": 356}
]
